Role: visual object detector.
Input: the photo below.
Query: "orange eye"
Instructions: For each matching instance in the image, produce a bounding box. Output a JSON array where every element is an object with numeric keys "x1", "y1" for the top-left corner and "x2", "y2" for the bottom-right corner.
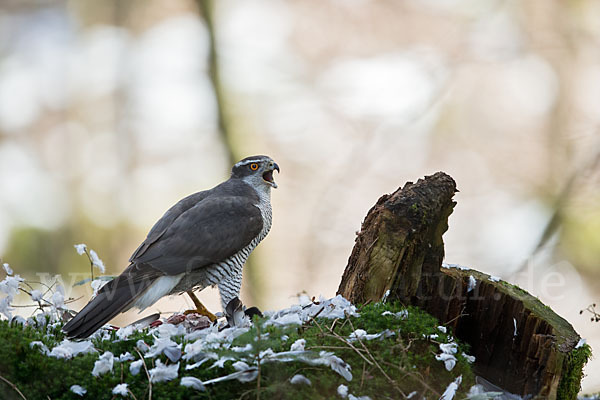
[{"x1": 250, "y1": 163, "x2": 259, "y2": 171}]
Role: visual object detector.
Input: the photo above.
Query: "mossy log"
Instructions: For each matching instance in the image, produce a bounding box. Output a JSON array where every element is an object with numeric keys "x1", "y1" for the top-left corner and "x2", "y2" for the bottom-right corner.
[
  {"x1": 0, "y1": 303, "x2": 476, "y2": 399},
  {"x1": 337, "y1": 172, "x2": 588, "y2": 399}
]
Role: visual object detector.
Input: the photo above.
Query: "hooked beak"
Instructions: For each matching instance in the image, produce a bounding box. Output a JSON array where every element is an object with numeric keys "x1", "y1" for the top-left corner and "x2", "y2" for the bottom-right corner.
[{"x1": 262, "y1": 162, "x2": 280, "y2": 188}]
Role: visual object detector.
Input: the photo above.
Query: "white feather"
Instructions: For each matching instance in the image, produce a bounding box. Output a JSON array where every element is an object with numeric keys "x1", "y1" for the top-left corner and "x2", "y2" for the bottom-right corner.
[
  {"x1": 133, "y1": 274, "x2": 183, "y2": 310},
  {"x1": 234, "y1": 158, "x2": 264, "y2": 167}
]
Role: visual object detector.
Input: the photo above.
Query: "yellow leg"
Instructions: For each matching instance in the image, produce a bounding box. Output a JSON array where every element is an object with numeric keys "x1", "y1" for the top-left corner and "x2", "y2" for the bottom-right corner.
[{"x1": 184, "y1": 291, "x2": 217, "y2": 322}]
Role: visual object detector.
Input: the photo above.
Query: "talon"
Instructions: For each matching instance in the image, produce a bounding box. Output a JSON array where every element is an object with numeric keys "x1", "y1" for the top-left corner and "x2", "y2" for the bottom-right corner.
[{"x1": 185, "y1": 291, "x2": 217, "y2": 322}]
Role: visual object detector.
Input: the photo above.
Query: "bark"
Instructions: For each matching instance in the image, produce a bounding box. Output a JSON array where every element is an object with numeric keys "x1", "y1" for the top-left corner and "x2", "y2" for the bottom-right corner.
[
  {"x1": 337, "y1": 172, "x2": 457, "y2": 305},
  {"x1": 337, "y1": 172, "x2": 586, "y2": 399}
]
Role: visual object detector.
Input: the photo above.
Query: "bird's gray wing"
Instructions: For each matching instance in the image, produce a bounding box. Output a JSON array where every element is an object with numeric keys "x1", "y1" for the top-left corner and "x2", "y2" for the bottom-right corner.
[
  {"x1": 130, "y1": 195, "x2": 264, "y2": 275},
  {"x1": 129, "y1": 190, "x2": 210, "y2": 262}
]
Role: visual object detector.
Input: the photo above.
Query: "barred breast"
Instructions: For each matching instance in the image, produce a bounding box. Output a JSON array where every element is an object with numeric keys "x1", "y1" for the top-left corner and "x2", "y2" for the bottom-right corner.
[
  {"x1": 215, "y1": 191, "x2": 272, "y2": 308},
  {"x1": 170, "y1": 190, "x2": 273, "y2": 309}
]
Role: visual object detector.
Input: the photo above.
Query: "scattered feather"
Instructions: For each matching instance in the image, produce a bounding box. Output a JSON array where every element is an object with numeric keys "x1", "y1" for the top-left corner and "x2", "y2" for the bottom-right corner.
[
  {"x1": 1, "y1": 284, "x2": 491, "y2": 398},
  {"x1": 0, "y1": 274, "x2": 24, "y2": 298},
  {"x1": 290, "y1": 338, "x2": 306, "y2": 352},
  {"x1": 50, "y1": 339, "x2": 95, "y2": 359},
  {"x1": 51, "y1": 286, "x2": 65, "y2": 309},
  {"x1": 436, "y1": 342, "x2": 458, "y2": 371},
  {"x1": 232, "y1": 343, "x2": 253, "y2": 353},
  {"x1": 88, "y1": 249, "x2": 106, "y2": 273},
  {"x1": 338, "y1": 384, "x2": 349, "y2": 398},
  {"x1": 145, "y1": 336, "x2": 181, "y2": 361},
  {"x1": 381, "y1": 310, "x2": 408, "y2": 319},
  {"x1": 326, "y1": 353, "x2": 353, "y2": 381},
  {"x1": 164, "y1": 346, "x2": 182, "y2": 363},
  {"x1": 202, "y1": 368, "x2": 258, "y2": 385},
  {"x1": 112, "y1": 383, "x2": 129, "y2": 396},
  {"x1": 233, "y1": 361, "x2": 251, "y2": 371},
  {"x1": 436, "y1": 352, "x2": 457, "y2": 371},
  {"x1": 130, "y1": 359, "x2": 143, "y2": 376},
  {"x1": 381, "y1": 289, "x2": 391, "y2": 302},
  {"x1": 440, "y1": 375, "x2": 462, "y2": 400},
  {"x1": 30, "y1": 341, "x2": 50, "y2": 355},
  {"x1": 0, "y1": 297, "x2": 14, "y2": 320},
  {"x1": 185, "y1": 358, "x2": 210, "y2": 370},
  {"x1": 320, "y1": 295, "x2": 359, "y2": 319},
  {"x1": 118, "y1": 352, "x2": 135, "y2": 362},
  {"x1": 462, "y1": 352, "x2": 476, "y2": 363},
  {"x1": 263, "y1": 312, "x2": 302, "y2": 327},
  {"x1": 156, "y1": 322, "x2": 186, "y2": 338},
  {"x1": 210, "y1": 356, "x2": 235, "y2": 369},
  {"x1": 442, "y1": 263, "x2": 470, "y2": 270},
  {"x1": 30, "y1": 289, "x2": 43, "y2": 302},
  {"x1": 466, "y1": 384, "x2": 504, "y2": 399},
  {"x1": 92, "y1": 351, "x2": 114, "y2": 377},
  {"x1": 290, "y1": 374, "x2": 312, "y2": 385},
  {"x1": 70, "y1": 385, "x2": 87, "y2": 396},
  {"x1": 348, "y1": 395, "x2": 372, "y2": 400},
  {"x1": 74, "y1": 243, "x2": 87, "y2": 255},
  {"x1": 136, "y1": 340, "x2": 150, "y2": 353},
  {"x1": 116, "y1": 325, "x2": 135, "y2": 341},
  {"x1": 349, "y1": 329, "x2": 389, "y2": 342},
  {"x1": 149, "y1": 360, "x2": 179, "y2": 382},
  {"x1": 233, "y1": 367, "x2": 258, "y2": 383},
  {"x1": 468, "y1": 275, "x2": 477, "y2": 292},
  {"x1": 181, "y1": 376, "x2": 206, "y2": 391},
  {"x1": 3, "y1": 263, "x2": 13, "y2": 275},
  {"x1": 440, "y1": 342, "x2": 458, "y2": 354}
]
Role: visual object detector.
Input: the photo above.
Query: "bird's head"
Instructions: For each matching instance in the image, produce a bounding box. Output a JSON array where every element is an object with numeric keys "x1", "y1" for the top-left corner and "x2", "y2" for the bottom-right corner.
[{"x1": 231, "y1": 155, "x2": 280, "y2": 190}]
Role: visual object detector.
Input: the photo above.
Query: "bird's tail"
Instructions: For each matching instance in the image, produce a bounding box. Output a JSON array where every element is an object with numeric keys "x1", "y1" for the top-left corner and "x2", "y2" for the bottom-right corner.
[{"x1": 62, "y1": 272, "x2": 155, "y2": 339}]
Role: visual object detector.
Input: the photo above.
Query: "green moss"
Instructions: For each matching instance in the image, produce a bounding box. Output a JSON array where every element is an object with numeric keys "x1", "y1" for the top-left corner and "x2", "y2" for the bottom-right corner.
[
  {"x1": 0, "y1": 303, "x2": 474, "y2": 399},
  {"x1": 502, "y1": 281, "x2": 530, "y2": 296},
  {"x1": 556, "y1": 344, "x2": 592, "y2": 400},
  {"x1": 245, "y1": 303, "x2": 474, "y2": 399}
]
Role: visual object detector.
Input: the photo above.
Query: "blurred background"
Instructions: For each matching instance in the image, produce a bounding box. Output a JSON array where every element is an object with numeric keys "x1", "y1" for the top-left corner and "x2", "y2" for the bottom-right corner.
[{"x1": 0, "y1": 0, "x2": 599, "y2": 392}]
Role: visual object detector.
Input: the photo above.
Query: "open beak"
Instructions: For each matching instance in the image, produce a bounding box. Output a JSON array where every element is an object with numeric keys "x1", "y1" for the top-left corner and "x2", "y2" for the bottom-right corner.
[{"x1": 262, "y1": 162, "x2": 280, "y2": 188}]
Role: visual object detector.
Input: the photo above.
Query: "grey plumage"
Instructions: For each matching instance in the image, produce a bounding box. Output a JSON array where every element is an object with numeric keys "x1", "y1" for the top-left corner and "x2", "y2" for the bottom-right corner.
[{"x1": 63, "y1": 155, "x2": 279, "y2": 339}]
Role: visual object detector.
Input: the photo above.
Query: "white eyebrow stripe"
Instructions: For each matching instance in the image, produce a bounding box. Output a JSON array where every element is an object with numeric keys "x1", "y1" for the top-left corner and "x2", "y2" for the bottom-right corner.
[{"x1": 234, "y1": 159, "x2": 266, "y2": 167}]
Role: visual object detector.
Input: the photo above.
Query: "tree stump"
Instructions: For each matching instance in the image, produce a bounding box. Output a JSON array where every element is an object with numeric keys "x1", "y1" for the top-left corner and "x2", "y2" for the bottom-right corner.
[{"x1": 337, "y1": 172, "x2": 588, "y2": 399}]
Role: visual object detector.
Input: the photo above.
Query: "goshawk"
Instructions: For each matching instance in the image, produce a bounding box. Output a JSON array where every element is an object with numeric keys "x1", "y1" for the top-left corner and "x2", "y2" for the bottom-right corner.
[{"x1": 63, "y1": 155, "x2": 279, "y2": 338}]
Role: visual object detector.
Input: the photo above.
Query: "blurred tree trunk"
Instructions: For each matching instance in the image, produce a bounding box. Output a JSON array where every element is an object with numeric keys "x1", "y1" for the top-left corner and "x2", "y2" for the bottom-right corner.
[
  {"x1": 195, "y1": 0, "x2": 236, "y2": 164},
  {"x1": 195, "y1": 0, "x2": 263, "y2": 306}
]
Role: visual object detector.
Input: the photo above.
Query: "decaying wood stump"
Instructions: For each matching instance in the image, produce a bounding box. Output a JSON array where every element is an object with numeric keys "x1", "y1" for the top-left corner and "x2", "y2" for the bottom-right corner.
[
  {"x1": 337, "y1": 172, "x2": 588, "y2": 399},
  {"x1": 338, "y1": 172, "x2": 456, "y2": 305}
]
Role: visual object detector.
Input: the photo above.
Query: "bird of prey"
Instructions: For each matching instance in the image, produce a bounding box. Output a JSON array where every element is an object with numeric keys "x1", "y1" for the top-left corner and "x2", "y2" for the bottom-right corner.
[{"x1": 63, "y1": 155, "x2": 279, "y2": 339}]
